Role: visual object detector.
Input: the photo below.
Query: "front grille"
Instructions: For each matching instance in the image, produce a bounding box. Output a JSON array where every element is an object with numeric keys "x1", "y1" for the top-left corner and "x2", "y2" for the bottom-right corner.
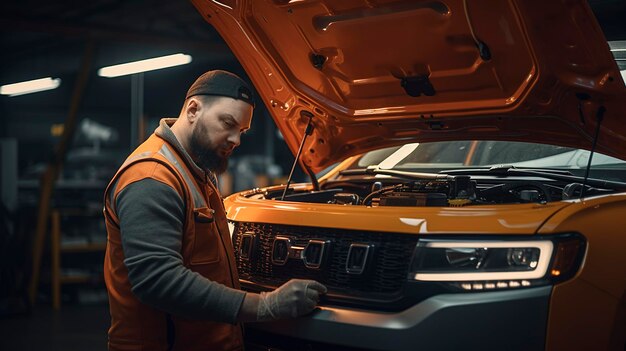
[{"x1": 233, "y1": 222, "x2": 418, "y2": 299}]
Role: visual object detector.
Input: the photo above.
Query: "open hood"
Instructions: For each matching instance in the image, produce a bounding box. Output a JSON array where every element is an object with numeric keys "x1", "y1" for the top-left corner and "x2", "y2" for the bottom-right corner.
[{"x1": 192, "y1": 0, "x2": 626, "y2": 172}]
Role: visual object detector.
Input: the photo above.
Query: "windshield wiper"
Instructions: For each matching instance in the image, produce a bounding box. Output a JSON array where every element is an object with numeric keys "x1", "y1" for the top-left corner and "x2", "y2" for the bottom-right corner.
[
  {"x1": 340, "y1": 166, "x2": 451, "y2": 180},
  {"x1": 341, "y1": 164, "x2": 626, "y2": 190},
  {"x1": 341, "y1": 163, "x2": 626, "y2": 190},
  {"x1": 442, "y1": 165, "x2": 574, "y2": 176},
  {"x1": 440, "y1": 165, "x2": 626, "y2": 190}
]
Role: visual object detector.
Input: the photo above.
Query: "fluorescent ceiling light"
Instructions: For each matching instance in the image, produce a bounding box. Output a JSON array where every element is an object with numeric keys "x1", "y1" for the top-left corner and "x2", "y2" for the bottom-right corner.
[
  {"x1": 0, "y1": 77, "x2": 61, "y2": 97},
  {"x1": 98, "y1": 53, "x2": 192, "y2": 78}
]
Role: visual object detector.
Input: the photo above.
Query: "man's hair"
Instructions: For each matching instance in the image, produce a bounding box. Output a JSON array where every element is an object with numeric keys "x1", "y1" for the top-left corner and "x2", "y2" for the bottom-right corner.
[
  {"x1": 180, "y1": 95, "x2": 220, "y2": 115},
  {"x1": 193, "y1": 95, "x2": 220, "y2": 106}
]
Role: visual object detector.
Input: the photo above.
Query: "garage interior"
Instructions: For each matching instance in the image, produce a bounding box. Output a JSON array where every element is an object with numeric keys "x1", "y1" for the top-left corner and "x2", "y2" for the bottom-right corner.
[{"x1": 0, "y1": 0, "x2": 625, "y2": 350}]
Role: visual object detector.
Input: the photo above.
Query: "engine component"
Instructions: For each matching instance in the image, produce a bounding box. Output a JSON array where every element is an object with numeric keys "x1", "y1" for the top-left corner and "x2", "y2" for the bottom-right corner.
[
  {"x1": 331, "y1": 193, "x2": 361, "y2": 205},
  {"x1": 562, "y1": 183, "x2": 583, "y2": 199},
  {"x1": 379, "y1": 192, "x2": 447, "y2": 207},
  {"x1": 378, "y1": 176, "x2": 476, "y2": 207},
  {"x1": 448, "y1": 199, "x2": 473, "y2": 207},
  {"x1": 519, "y1": 190, "x2": 541, "y2": 202}
]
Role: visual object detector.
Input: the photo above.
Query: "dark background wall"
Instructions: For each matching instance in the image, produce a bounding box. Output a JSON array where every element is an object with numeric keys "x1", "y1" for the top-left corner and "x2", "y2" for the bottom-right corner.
[{"x1": 0, "y1": 0, "x2": 303, "y2": 196}]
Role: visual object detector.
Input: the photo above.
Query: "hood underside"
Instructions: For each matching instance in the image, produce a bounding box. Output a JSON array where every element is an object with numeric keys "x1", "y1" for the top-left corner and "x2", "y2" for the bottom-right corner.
[{"x1": 192, "y1": 0, "x2": 626, "y2": 172}]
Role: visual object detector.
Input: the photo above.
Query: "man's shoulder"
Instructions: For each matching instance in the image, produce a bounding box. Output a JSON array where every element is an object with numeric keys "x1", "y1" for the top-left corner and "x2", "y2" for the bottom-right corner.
[{"x1": 114, "y1": 159, "x2": 186, "y2": 196}]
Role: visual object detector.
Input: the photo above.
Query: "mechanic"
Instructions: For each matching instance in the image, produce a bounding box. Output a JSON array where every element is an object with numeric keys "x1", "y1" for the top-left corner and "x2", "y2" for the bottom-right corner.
[{"x1": 103, "y1": 70, "x2": 327, "y2": 351}]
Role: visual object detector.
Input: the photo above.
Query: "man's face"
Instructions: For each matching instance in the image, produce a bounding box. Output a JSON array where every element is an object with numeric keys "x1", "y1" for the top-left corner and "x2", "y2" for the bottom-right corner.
[{"x1": 189, "y1": 96, "x2": 253, "y2": 174}]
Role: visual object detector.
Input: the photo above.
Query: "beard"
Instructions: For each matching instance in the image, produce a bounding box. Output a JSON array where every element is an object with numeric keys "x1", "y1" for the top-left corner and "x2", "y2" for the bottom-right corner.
[{"x1": 189, "y1": 122, "x2": 229, "y2": 175}]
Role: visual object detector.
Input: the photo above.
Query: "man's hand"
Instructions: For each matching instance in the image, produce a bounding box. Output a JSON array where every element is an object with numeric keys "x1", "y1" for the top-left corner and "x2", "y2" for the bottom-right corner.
[{"x1": 257, "y1": 279, "x2": 327, "y2": 321}]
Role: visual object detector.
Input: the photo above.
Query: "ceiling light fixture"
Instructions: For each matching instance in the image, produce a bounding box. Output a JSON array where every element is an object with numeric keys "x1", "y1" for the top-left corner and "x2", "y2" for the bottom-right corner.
[
  {"x1": 0, "y1": 77, "x2": 62, "y2": 97},
  {"x1": 98, "y1": 53, "x2": 192, "y2": 78}
]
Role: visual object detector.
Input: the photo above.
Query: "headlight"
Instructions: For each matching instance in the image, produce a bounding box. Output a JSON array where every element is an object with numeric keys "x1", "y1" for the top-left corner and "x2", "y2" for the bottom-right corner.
[{"x1": 409, "y1": 234, "x2": 585, "y2": 291}]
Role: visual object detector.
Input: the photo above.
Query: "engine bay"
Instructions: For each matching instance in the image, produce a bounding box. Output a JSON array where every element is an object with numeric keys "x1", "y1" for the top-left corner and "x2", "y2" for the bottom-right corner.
[{"x1": 250, "y1": 172, "x2": 620, "y2": 206}]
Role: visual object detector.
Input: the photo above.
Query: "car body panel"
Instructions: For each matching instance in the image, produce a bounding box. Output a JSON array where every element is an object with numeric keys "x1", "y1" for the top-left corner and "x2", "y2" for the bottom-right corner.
[
  {"x1": 538, "y1": 195, "x2": 626, "y2": 350},
  {"x1": 224, "y1": 186, "x2": 573, "y2": 234},
  {"x1": 246, "y1": 286, "x2": 551, "y2": 351},
  {"x1": 547, "y1": 279, "x2": 623, "y2": 351},
  {"x1": 192, "y1": 0, "x2": 626, "y2": 171}
]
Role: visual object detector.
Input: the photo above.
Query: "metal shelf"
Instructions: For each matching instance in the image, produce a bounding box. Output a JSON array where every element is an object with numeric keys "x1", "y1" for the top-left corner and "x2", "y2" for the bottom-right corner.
[{"x1": 51, "y1": 209, "x2": 106, "y2": 309}]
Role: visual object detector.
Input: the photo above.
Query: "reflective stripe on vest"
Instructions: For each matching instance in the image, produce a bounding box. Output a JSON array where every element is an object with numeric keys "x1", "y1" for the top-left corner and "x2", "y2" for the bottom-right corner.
[
  {"x1": 109, "y1": 144, "x2": 206, "y2": 211},
  {"x1": 157, "y1": 144, "x2": 206, "y2": 209},
  {"x1": 108, "y1": 151, "x2": 154, "y2": 207}
]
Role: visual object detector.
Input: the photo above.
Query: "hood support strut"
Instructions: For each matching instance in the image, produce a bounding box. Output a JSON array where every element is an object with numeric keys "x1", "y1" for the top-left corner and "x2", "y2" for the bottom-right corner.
[
  {"x1": 281, "y1": 111, "x2": 316, "y2": 200},
  {"x1": 581, "y1": 105, "x2": 606, "y2": 198},
  {"x1": 302, "y1": 162, "x2": 320, "y2": 191}
]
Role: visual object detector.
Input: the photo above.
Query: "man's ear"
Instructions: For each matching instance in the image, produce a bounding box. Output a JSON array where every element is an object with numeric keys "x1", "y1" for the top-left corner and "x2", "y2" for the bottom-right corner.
[{"x1": 186, "y1": 98, "x2": 201, "y2": 123}]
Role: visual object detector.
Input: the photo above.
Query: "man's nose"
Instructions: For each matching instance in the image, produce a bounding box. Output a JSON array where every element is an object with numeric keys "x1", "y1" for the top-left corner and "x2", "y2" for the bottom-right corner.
[{"x1": 227, "y1": 132, "x2": 241, "y2": 147}]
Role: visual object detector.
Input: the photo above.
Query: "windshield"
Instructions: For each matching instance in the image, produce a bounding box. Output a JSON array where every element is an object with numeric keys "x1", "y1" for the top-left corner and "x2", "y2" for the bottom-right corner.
[{"x1": 353, "y1": 141, "x2": 626, "y2": 182}]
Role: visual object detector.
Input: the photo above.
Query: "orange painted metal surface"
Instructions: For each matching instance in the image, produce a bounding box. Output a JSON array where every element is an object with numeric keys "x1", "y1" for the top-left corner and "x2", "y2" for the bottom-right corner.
[
  {"x1": 538, "y1": 195, "x2": 626, "y2": 350},
  {"x1": 191, "y1": 0, "x2": 626, "y2": 172},
  {"x1": 224, "y1": 184, "x2": 572, "y2": 235}
]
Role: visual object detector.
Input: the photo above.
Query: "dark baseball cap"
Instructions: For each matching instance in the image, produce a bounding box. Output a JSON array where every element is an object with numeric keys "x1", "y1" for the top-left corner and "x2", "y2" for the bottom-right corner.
[{"x1": 185, "y1": 70, "x2": 255, "y2": 107}]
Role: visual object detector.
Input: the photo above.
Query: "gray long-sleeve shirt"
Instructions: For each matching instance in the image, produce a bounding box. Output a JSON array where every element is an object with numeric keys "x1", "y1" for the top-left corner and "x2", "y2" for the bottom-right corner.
[{"x1": 114, "y1": 121, "x2": 246, "y2": 324}]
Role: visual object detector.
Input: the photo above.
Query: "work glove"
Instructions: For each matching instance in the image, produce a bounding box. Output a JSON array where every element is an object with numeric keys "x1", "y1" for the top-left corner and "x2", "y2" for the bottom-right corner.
[{"x1": 257, "y1": 279, "x2": 327, "y2": 321}]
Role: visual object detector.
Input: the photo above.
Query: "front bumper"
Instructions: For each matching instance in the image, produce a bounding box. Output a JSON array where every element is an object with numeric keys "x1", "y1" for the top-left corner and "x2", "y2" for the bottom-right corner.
[{"x1": 245, "y1": 286, "x2": 551, "y2": 351}]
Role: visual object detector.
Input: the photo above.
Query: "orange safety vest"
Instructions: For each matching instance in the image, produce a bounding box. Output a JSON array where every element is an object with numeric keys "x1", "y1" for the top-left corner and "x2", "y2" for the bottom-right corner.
[{"x1": 103, "y1": 131, "x2": 243, "y2": 351}]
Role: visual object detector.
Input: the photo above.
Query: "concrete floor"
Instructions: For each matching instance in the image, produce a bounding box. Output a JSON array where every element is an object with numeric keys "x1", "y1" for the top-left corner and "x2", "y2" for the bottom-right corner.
[{"x1": 0, "y1": 303, "x2": 110, "y2": 350}]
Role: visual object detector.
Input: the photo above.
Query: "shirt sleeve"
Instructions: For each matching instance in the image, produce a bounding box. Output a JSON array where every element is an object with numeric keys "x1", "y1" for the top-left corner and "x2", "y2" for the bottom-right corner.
[{"x1": 115, "y1": 177, "x2": 246, "y2": 324}]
